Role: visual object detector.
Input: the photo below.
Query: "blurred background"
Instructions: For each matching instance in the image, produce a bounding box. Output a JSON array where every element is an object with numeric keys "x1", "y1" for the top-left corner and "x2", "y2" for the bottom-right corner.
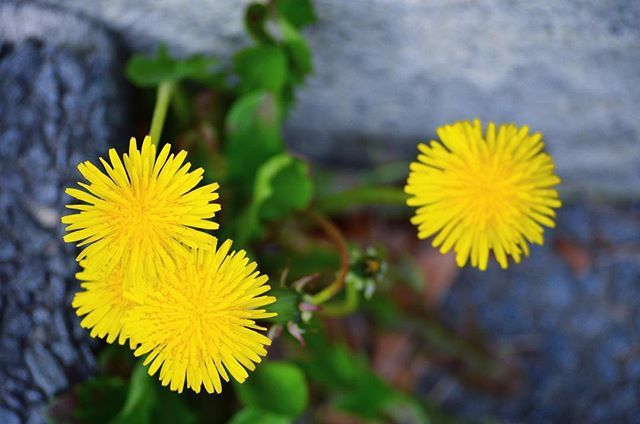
[{"x1": 1, "y1": 0, "x2": 639, "y2": 423}]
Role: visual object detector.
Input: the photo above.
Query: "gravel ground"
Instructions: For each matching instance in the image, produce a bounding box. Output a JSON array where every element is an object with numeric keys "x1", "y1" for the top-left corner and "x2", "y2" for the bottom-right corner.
[
  {"x1": 435, "y1": 202, "x2": 640, "y2": 423},
  {"x1": 0, "y1": 4, "x2": 130, "y2": 421}
]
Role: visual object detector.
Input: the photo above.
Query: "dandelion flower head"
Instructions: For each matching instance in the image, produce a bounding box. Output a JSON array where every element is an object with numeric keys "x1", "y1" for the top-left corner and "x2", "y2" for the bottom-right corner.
[
  {"x1": 405, "y1": 119, "x2": 561, "y2": 270},
  {"x1": 72, "y1": 261, "x2": 133, "y2": 346},
  {"x1": 62, "y1": 136, "x2": 220, "y2": 286},
  {"x1": 123, "y1": 239, "x2": 276, "y2": 394}
]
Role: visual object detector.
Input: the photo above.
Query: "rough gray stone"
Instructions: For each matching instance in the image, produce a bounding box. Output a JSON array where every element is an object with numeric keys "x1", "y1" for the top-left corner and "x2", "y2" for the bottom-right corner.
[
  {"x1": 44, "y1": 0, "x2": 640, "y2": 196},
  {"x1": 25, "y1": 345, "x2": 68, "y2": 397},
  {"x1": 0, "y1": 1, "x2": 130, "y2": 421},
  {"x1": 0, "y1": 409, "x2": 21, "y2": 424},
  {"x1": 435, "y1": 201, "x2": 640, "y2": 422}
]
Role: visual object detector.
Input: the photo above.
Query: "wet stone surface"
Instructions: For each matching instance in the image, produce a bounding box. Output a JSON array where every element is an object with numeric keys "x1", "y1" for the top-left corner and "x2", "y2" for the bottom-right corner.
[
  {"x1": 0, "y1": 3, "x2": 130, "y2": 421},
  {"x1": 434, "y1": 202, "x2": 640, "y2": 423}
]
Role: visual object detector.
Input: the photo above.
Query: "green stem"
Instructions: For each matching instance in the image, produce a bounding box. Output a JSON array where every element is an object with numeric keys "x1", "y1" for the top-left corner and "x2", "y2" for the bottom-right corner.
[
  {"x1": 307, "y1": 210, "x2": 350, "y2": 305},
  {"x1": 315, "y1": 186, "x2": 409, "y2": 215},
  {"x1": 320, "y1": 280, "x2": 359, "y2": 316},
  {"x1": 149, "y1": 81, "x2": 175, "y2": 145}
]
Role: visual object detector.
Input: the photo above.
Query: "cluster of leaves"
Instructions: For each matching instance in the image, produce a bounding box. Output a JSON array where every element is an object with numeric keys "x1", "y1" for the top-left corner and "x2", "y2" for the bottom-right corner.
[
  {"x1": 70, "y1": 351, "x2": 310, "y2": 424},
  {"x1": 300, "y1": 330, "x2": 431, "y2": 423},
  {"x1": 126, "y1": 0, "x2": 315, "y2": 249}
]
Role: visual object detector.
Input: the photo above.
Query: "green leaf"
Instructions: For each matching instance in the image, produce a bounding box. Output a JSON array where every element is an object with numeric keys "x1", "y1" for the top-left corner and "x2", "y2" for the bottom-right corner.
[
  {"x1": 335, "y1": 372, "x2": 397, "y2": 420},
  {"x1": 301, "y1": 332, "x2": 430, "y2": 423},
  {"x1": 111, "y1": 363, "x2": 197, "y2": 424},
  {"x1": 245, "y1": 3, "x2": 275, "y2": 44},
  {"x1": 258, "y1": 155, "x2": 313, "y2": 220},
  {"x1": 74, "y1": 376, "x2": 128, "y2": 423},
  {"x1": 234, "y1": 46, "x2": 289, "y2": 93},
  {"x1": 276, "y1": 0, "x2": 316, "y2": 28},
  {"x1": 261, "y1": 245, "x2": 340, "y2": 283},
  {"x1": 112, "y1": 363, "x2": 156, "y2": 424},
  {"x1": 228, "y1": 408, "x2": 290, "y2": 424},
  {"x1": 235, "y1": 362, "x2": 308, "y2": 418},
  {"x1": 237, "y1": 153, "x2": 313, "y2": 244},
  {"x1": 225, "y1": 92, "x2": 284, "y2": 187},
  {"x1": 278, "y1": 18, "x2": 313, "y2": 83},
  {"x1": 152, "y1": 388, "x2": 197, "y2": 424},
  {"x1": 126, "y1": 45, "x2": 218, "y2": 87},
  {"x1": 302, "y1": 336, "x2": 363, "y2": 388}
]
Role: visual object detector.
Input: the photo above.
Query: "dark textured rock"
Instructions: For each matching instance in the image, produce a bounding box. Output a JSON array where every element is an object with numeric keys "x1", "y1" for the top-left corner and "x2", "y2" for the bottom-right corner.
[
  {"x1": 0, "y1": 409, "x2": 21, "y2": 424},
  {"x1": 25, "y1": 345, "x2": 68, "y2": 397},
  {"x1": 434, "y1": 202, "x2": 640, "y2": 423},
  {"x1": 0, "y1": 1, "x2": 130, "y2": 421}
]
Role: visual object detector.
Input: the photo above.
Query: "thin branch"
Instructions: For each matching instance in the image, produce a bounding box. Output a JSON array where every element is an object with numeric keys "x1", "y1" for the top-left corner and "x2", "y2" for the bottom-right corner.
[{"x1": 306, "y1": 209, "x2": 350, "y2": 305}]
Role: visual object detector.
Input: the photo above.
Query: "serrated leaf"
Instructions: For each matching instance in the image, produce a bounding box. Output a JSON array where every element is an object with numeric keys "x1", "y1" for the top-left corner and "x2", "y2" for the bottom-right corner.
[
  {"x1": 152, "y1": 388, "x2": 197, "y2": 424},
  {"x1": 245, "y1": 3, "x2": 276, "y2": 44},
  {"x1": 276, "y1": 0, "x2": 316, "y2": 28},
  {"x1": 112, "y1": 363, "x2": 156, "y2": 424},
  {"x1": 258, "y1": 155, "x2": 313, "y2": 220},
  {"x1": 237, "y1": 153, "x2": 313, "y2": 244},
  {"x1": 301, "y1": 332, "x2": 430, "y2": 423},
  {"x1": 126, "y1": 46, "x2": 218, "y2": 87},
  {"x1": 110, "y1": 363, "x2": 196, "y2": 424},
  {"x1": 235, "y1": 362, "x2": 308, "y2": 418},
  {"x1": 278, "y1": 18, "x2": 313, "y2": 83},
  {"x1": 234, "y1": 46, "x2": 289, "y2": 93},
  {"x1": 225, "y1": 92, "x2": 284, "y2": 188}
]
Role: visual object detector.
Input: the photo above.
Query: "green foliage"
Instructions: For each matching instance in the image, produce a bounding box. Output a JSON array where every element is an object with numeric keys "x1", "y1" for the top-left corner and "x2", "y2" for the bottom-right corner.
[
  {"x1": 245, "y1": 3, "x2": 275, "y2": 45},
  {"x1": 258, "y1": 154, "x2": 313, "y2": 220},
  {"x1": 66, "y1": 362, "x2": 197, "y2": 424},
  {"x1": 126, "y1": 46, "x2": 219, "y2": 87},
  {"x1": 276, "y1": 0, "x2": 317, "y2": 28},
  {"x1": 237, "y1": 153, "x2": 313, "y2": 244},
  {"x1": 112, "y1": 364, "x2": 155, "y2": 423},
  {"x1": 234, "y1": 46, "x2": 289, "y2": 93},
  {"x1": 74, "y1": 377, "x2": 128, "y2": 423},
  {"x1": 278, "y1": 18, "x2": 313, "y2": 84},
  {"x1": 229, "y1": 408, "x2": 290, "y2": 424},
  {"x1": 235, "y1": 362, "x2": 309, "y2": 419},
  {"x1": 112, "y1": 363, "x2": 196, "y2": 424},
  {"x1": 123, "y1": 0, "x2": 318, "y2": 244},
  {"x1": 301, "y1": 332, "x2": 430, "y2": 423},
  {"x1": 225, "y1": 92, "x2": 284, "y2": 188}
]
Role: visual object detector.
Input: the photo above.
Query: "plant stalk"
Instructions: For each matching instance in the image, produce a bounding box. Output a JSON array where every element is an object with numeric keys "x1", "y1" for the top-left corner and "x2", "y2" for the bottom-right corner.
[
  {"x1": 307, "y1": 210, "x2": 350, "y2": 305},
  {"x1": 149, "y1": 81, "x2": 175, "y2": 145},
  {"x1": 320, "y1": 280, "x2": 359, "y2": 316}
]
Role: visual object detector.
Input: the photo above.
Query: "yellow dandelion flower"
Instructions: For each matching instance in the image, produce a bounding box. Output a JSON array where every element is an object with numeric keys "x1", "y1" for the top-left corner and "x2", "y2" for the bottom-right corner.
[
  {"x1": 72, "y1": 261, "x2": 133, "y2": 346},
  {"x1": 61, "y1": 136, "x2": 220, "y2": 286},
  {"x1": 123, "y1": 239, "x2": 276, "y2": 394},
  {"x1": 405, "y1": 119, "x2": 561, "y2": 270}
]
